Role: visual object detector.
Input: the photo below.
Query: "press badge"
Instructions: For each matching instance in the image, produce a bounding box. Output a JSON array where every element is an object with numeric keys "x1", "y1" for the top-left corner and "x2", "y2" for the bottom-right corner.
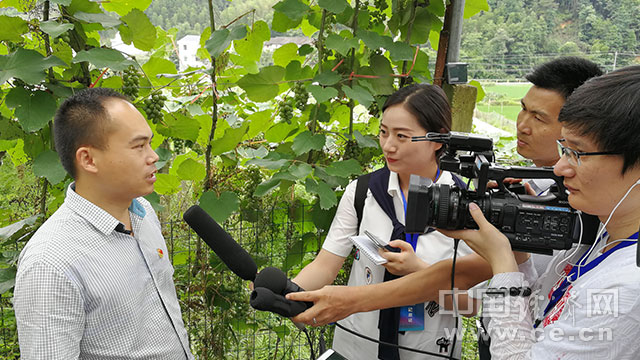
[{"x1": 399, "y1": 303, "x2": 425, "y2": 331}]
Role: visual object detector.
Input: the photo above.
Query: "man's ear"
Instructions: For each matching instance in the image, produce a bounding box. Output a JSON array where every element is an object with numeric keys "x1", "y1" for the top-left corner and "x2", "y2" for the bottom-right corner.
[{"x1": 76, "y1": 146, "x2": 98, "y2": 175}]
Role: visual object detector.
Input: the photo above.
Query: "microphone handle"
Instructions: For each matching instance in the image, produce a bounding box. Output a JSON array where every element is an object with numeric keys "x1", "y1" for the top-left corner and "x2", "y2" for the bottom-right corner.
[{"x1": 250, "y1": 287, "x2": 309, "y2": 317}]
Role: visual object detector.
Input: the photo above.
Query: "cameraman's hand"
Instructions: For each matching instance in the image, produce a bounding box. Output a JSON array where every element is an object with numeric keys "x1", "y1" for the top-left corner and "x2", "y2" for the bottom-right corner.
[
  {"x1": 379, "y1": 240, "x2": 430, "y2": 276},
  {"x1": 439, "y1": 203, "x2": 518, "y2": 275}
]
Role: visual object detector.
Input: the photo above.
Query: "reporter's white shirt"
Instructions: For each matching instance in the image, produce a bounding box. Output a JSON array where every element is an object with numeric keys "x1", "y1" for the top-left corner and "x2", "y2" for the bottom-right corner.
[{"x1": 322, "y1": 170, "x2": 474, "y2": 360}]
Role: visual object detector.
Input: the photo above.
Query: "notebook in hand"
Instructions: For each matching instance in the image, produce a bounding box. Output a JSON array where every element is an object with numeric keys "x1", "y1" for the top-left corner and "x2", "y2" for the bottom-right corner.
[{"x1": 349, "y1": 234, "x2": 388, "y2": 265}]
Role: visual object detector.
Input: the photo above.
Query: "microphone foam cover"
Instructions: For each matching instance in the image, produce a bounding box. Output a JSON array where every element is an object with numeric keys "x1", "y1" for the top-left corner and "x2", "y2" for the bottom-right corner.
[{"x1": 183, "y1": 205, "x2": 257, "y2": 281}]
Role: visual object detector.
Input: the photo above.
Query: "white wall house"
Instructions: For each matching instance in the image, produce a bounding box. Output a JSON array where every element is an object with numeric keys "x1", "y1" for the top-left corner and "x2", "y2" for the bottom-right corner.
[{"x1": 177, "y1": 35, "x2": 206, "y2": 71}]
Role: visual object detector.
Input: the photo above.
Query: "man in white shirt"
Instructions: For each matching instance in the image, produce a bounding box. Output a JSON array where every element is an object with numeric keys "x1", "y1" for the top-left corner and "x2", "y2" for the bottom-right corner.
[{"x1": 13, "y1": 88, "x2": 194, "y2": 359}]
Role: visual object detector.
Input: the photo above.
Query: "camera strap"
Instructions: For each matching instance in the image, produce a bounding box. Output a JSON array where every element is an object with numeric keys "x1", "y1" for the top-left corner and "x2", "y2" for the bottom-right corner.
[{"x1": 536, "y1": 231, "x2": 638, "y2": 328}]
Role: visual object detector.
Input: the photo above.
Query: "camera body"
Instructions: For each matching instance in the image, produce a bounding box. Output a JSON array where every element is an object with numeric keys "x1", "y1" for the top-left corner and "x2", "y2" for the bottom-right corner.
[{"x1": 405, "y1": 132, "x2": 599, "y2": 254}]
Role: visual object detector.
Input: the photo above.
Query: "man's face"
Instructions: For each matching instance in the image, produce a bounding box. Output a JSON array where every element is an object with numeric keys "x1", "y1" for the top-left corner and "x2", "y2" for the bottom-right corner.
[
  {"x1": 91, "y1": 98, "x2": 159, "y2": 203},
  {"x1": 516, "y1": 86, "x2": 565, "y2": 166}
]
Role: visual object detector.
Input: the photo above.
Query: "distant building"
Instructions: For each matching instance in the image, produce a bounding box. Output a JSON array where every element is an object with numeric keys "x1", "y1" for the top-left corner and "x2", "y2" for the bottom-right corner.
[
  {"x1": 264, "y1": 36, "x2": 314, "y2": 53},
  {"x1": 177, "y1": 35, "x2": 206, "y2": 71}
]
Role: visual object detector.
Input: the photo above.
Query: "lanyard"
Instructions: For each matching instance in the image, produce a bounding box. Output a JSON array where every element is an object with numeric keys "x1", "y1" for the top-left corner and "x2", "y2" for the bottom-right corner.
[
  {"x1": 538, "y1": 231, "x2": 638, "y2": 326},
  {"x1": 399, "y1": 166, "x2": 440, "y2": 251}
]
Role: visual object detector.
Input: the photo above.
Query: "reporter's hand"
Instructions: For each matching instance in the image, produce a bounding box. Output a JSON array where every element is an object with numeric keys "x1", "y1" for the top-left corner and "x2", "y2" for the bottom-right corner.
[
  {"x1": 379, "y1": 240, "x2": 429, "y2": 276},
  {"x1": 286, "y1": 286, "x2": 358, "y2": 327},
  {"x1": 438, "y1": 203, "x2": 518, "y2": 274}
]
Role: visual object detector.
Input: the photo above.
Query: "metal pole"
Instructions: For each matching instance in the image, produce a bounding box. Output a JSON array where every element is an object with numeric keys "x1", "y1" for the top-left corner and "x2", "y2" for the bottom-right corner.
[{"x1": 446, "y1": 0, "x2": 465, "y2": 63}]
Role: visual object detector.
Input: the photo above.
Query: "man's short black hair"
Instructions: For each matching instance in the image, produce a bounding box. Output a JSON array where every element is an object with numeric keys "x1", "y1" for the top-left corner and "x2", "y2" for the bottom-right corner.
[
  {"x1": 53, "y1": 88, "x2": 129, "y2": 179},
  {"x1": 525, "y1": 57, "x2": 603, "y2": 99},
  {"x1": 559, "y1": 65, "x2": 640, "y2": 173}
]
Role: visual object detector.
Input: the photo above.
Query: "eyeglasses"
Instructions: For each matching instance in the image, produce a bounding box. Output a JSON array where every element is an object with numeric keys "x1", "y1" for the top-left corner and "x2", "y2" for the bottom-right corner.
[{"x1": 556, "y1": 139, "x2": 620, "y2": 166}]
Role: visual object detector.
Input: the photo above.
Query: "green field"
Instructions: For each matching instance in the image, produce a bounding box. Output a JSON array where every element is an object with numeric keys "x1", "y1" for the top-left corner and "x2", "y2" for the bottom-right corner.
[{"x1": 481, "y1": 83, "x2": 532, "y2": 99}]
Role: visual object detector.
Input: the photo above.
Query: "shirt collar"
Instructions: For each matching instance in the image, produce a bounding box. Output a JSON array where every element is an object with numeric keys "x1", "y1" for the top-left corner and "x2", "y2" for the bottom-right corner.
[{"x1": 65, "y1": 183, "x2": 146, "y2": 235}]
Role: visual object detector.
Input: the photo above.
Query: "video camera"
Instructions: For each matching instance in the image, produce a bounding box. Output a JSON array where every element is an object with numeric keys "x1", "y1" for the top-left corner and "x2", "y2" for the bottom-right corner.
[{"x1": 405, "y1": 132, "x2": 600, "y2": 255}]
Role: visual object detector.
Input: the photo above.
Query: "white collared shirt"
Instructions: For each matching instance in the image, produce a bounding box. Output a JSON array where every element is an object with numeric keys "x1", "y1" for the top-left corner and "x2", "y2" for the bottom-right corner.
[
  {"x1": 323, "y1": 170, "x2": 474, "y2": 360},
  {"x1": 14, "y1": 184, "x2": 193, "y2": 359}
]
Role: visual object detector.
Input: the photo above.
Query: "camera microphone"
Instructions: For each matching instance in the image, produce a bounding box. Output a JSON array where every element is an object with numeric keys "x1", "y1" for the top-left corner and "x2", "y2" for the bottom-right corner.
[{"x1": 183, "y1": 205, "x2": 257, "y2": 281}]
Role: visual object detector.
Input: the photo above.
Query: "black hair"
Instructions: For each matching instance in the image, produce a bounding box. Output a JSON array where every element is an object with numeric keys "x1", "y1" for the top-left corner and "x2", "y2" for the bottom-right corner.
[
  {"x1": 53, "y1": 88, "x2": 129, "y2": 179},
  {"x1": 382, "y1": 84, "x2": 451, "y2": 157},
  {"x1": 525, "y1": 57, "x2": 603, "y2": 99},
  {"x1": 558, "y1": 65, "x2": 640, "y2": 173}
]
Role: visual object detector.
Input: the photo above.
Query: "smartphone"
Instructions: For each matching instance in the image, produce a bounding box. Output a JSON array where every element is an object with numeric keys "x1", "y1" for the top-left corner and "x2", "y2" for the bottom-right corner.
[
  {"x1": 363, "y1": 230, "x2": 401, "y2": 253},
  {"x1": 317, "y1": 349, "x2": 348, "y2": 360}
]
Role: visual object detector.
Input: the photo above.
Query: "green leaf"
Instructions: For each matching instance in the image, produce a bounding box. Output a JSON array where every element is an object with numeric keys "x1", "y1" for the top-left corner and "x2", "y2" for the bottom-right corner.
[
  {"x1": 154, "y1": 147, "x2": 172, "y2": 170},
  {"x1": 246, "y1": 110, "x2": 273, "y2": 139},
  {"x1": 119, "y1": 9, "x2": 156, "y2": 51},
  {"x1": 39, "y1": 20, "x2": 75, "y2": 39},
  {"x1": 265, "y1": 122, "x2": 298, "y2": 142},
  {"x1": 313, "y1": 71, "x2": 341, "y2": 86},
  {"x1": 469, "y1": 80, "x2": 486, "y2": 102},
  {"x1": 283, "y1": 239, "x2": 304, "y2": 271},
  {"x1": 0, "y1": 267, "x2": 16, "y2": 294},
  {"x1": 206, "y1": 26, "x2": 247, "y2": 58},
  {"x1": 426, "y1": 0, "x2": 445, "y2": 17},
  {"x1": 354, "y1": 130, "x2": 379, "y2": 148},
  {"x1": 292, "y1": 131, "x2": 325, "y2": 155},
  {"x1": 205, "y1": 29, "x2": 231, "y2": 58},
  {"x1": 50, "y1": 0, "x2": 72, "y2": 5},
  {"x1": 342, "y1": 85, "x2": 374, "y2": 107},
  {"x1": 273, "y1": 0, "x2": 310, "y2": 21},
  {"x1": 211, "y1": 122, "x2": 249, "y2": 156},
  {"x1": 66, "y1": 0, "x2": 102, "y2": 15},
  {"x1": 0, "y1": 215, "x2": 40, "y2": 242},
  {"x1": 33, "y1": 150, "x2": 67, "y2": 185},
  {"x1": 358, "y1": 31, "x2": 392, "y2": 50},
  {"x1": 311, "y1": 201, "x2": 336, "y2": 231},
  {"x1": 254, "y1": 177, "x2": 281, "y2": 197},
  {"x1": 305, "y1": 178, "x2": 337, "y2": 209},
  {"x1": 233, "y1": 21, "x2": 269, "y2": 65},
  {"x1": 102, "y1": 0, "x2": 152, "y2": 16},
  {"x1": 272, "y1": 324, "x2": 291, "y2": 339},
  {"x1": 246, "y1": 158, "x2": 291, "y2": 170},
  {"x1": 464, "y1": 0, "x2": 490, "y2": 19},
  {"x1": 0, "y1": 15, "x2": 28, "y2": 41},
  {"x1": 160, "y1": 113, "x2": 200, "y2": 141},
  {"x1": 0, "y1": 48, "x2": 65, "y2": 85},
  {"x1": 387, "y1": 42, "x2": 415, "y2": 62},
  {"x1": 284, "y1": 61, "x2": 314, "y2": 81},
  {"x1": 142, "y1": 57, "x2": 177, "y2": 86},
  {"x1": 273, "y1": 43, "x2": 303, "y2": 67},
  {"x1": 176, "y1": 158, "x2": 205, "y2": 182},
  {"x1": 199, "y1": 191, "x2": 239, "y2": 223},
  {"x1": 5, "y1": 88, "x2": 57, "y2": 132},
  {"x1": 271, "y1": 10, "x2": 303, "y2": 33},
  {"x1": 154, "y1": 173, "x2": 181, "y2": 195},
  {"x1": 325, "y1": 33, "x2": 357, "y2": 56},
  {"x1": 324, "y1": 159, "x2": 361, "y2": 177},
  {"x1": 72, "y1": 48, "x2": 136, "y2": 71},
  {"x1": 317, "y1": 0, "x2": 349, "y2": 14},
  {"x1": 237, "y1": 66, "x2": 285, "y2": 102},
  {"x1": 288, "y1": 162, "x2": 313, "y2": 179},
  {"x1": 143, "y1": 192, "x2": 164, "y2": 213},
  {"x1": 308, "y1": 85, "x2": 338, "y2": 103},
  {"x1": 74, "y1": 12, "x2": 121, "y2": 28}
]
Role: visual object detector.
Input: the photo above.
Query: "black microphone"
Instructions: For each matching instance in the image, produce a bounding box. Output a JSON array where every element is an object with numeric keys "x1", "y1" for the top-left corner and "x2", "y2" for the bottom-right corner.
[
  {"x1": 183, "y1": 205, "x2": 257, "y2": 281},
  {"x1": 254, "y1": 267, "x2": 305, "y2": 295},
  {"x1": 250, "y1": 287, "x2": 308, "y2": 317}
]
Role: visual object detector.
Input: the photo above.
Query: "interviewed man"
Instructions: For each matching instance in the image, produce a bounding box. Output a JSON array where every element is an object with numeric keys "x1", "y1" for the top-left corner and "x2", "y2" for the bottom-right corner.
[{"x1": 13, "y1": 88, "x2": 194, "y2": 359}]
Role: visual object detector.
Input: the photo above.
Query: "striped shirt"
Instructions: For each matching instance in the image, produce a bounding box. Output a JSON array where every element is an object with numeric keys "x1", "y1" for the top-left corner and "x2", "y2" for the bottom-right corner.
[{"x1": 14, "y1": 184, "x2": 193, "y2": 359}]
